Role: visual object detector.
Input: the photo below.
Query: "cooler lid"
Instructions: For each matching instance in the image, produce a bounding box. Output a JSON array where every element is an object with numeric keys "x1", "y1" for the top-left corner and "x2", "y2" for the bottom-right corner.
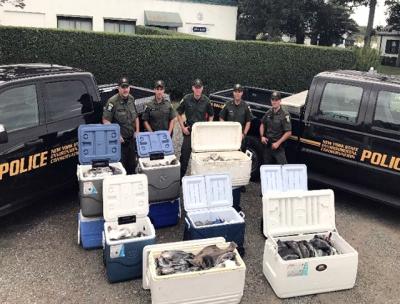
[
  {"x1": 183, "y1": 174, "x2": 233, "y2": 212},
  {"x1": 78, "y1": 124, "x2": 121, "y2": 165},
  {"x1": 191, "y1": 122, "x2": 242, "y2": 152},
  {"x1": 103, "y1": 174, "x2": 149, "y2": 222},
  {"x1": 282, "y1": 164, "x2": 308, "y2": 192},
  {"x1": 260, "y1": 165, "x2": 283, "y2": 195},
  {"x1": 142, "y1": 237, "x2": 226, "y2": 289},
  {"x1": 136, "y1": 131, "x2": 174, "y2": 158},
  {"x1": 263, "y1": 189, "x2": 335, "y2": 238}
]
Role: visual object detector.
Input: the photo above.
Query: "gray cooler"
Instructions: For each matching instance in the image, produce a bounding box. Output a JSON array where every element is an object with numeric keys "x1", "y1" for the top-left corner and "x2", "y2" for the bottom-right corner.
[
  {"x1": 136, "y1": 131, "x2": 180, "y2": 203},
  {"x1": 77, "y1": 124, "x2": 126, "y2": 217}
]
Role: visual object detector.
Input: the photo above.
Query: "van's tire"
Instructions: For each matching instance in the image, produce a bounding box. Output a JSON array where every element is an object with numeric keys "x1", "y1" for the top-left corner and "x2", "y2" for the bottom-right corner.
[{"x1": 245, "y1": 136, "x2": 263, "y2": 181}]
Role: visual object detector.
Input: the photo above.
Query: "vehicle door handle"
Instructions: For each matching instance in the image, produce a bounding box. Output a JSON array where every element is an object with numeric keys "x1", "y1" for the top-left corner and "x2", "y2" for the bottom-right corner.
[{"x1": 24, "y1": 138, "x2": 43, "y2": 147}]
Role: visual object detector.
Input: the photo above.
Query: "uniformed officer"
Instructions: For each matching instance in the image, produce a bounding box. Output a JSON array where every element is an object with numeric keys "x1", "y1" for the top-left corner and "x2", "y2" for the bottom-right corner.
[
  {"x1": 219, "y1": 84, "x2": 251, "y2": 148},
  {"x1": 177, "y1": 79, "x2": 214, "y2": 178},
  {"x1": 102, "y1": 77, "x2": 139, "y2": 174},
  {"x1": 142, "y1": 80, "x2": 176, "y2": 135},
  {"x1": 259, "y1": 91, "x2": 292, "y2": 164}
]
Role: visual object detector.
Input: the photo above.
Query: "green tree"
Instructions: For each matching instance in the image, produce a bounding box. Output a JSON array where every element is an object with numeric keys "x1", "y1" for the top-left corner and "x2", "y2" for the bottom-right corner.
[{"x1": 0, "y1": 0, "x2": 25, "y2": 8}]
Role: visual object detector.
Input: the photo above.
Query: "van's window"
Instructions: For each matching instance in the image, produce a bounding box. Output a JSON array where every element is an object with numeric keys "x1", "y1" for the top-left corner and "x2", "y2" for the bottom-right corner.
[
  {"x1": 45, "y1": 80, "x2": 93, "y2": 122},
  {"x1": 373, "y1": 91, "x2": 400, "y2": 132},
  {"x1": 319, "y1": 83, "x2": 363, "y2": 123},
  {"x1": 0, "y1": 84, "x2": 39, "y2": 131}
]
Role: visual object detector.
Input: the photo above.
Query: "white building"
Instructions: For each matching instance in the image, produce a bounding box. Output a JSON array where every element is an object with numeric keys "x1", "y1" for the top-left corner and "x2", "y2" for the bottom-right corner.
[
  {"x1": 376, "y1": 29, "x2": 400, "y2": 65},
  {"x1": 0, "y1": 0, "x2": 238, "y2": 40}
]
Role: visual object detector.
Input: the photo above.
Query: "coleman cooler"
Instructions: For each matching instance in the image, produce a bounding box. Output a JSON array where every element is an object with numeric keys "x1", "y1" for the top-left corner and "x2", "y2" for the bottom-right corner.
[
  {"x1": 77, "y1": 210, "x2": 104, "y2": 250},
  {"x1": 136, "y1": 131, "x2": 180, "y2": 202},
  {"x1": 102, "y1": 174, "x2": 156, "y2": 283},
  {"x1": 142, "y1": 237, "x2": 246, "y2": 304},
  {"x1": 182, "y1": 174, "x2": 245, "y2": 253},
  {"x1": 148, "y1": 198, "x2": 180, "y2": 228},
  {"x1": 190, "y1": 122, "x2": 252, "y2": 187},
  {"x1": 77, "y1": 124, "x2": 126, "y2": 217},
  {"x1": 262, "y1": 189, "x2": 358, "y2": 298}
]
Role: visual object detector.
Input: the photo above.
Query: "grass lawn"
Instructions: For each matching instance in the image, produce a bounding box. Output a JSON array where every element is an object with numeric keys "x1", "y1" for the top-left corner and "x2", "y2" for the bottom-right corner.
[{"x1": 377, "y1": 65, "x2": 400, "y2": 76}]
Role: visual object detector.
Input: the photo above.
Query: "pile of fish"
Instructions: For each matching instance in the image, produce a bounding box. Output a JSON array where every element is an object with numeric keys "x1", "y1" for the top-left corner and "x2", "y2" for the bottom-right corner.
[
  {"x1": 142, "y1": 157, "x2": 178, "y2": 168},
  {"x1": 83, "y1": 166, "x2": 123, "y2": 178},
  {"x1": 194, "y1": 217, "x2": 226, "y2": 227},
  {"x1": 203, "y1": 153, "x2": 241, "y2": 162},
  {"x1": 156, "y1": 242, "x2": 238, "y2": 275},
  {"x1": 277, "y1": 234, "x2": 339, "y2": 260},
  {"x1": 107, "y1": 225, "x2": 148, "y2": 240}
]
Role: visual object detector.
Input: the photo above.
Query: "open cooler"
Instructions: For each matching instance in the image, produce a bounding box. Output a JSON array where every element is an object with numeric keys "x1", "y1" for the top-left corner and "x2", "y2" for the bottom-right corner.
[
  {"x1": 262, "y1": 189, "x2": 358, "y2": 298},
  {"x1": 142, "y1": 237, "x2": 246, "y2": 304},
  {"x1": 77, "y1": 210, "x2": 104, "y2": 250},
  {"x1": 102, "y1": 174, "x2": 156, "y2": 283},
  {"x1": 77, "y1": 124, "x2": 126, "y2": 217},
  {"x1": 190, "y1": 122, "x2": 252, "y2": 187},
  {"x1": 182, "y1": 174, "x2": 245, "y2": 252},
  {"x1": 136, "y1": 131, "x2": 180, "y2": 202}
]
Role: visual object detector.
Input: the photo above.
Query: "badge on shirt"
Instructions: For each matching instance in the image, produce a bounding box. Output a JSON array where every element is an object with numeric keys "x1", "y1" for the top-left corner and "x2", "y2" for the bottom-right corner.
[
  {"x1": 285, "y1": 115, "x2": 290, "y2": 123},
  {"x1": 106, "y1": 103, "x2": 114, "y2": 111}
]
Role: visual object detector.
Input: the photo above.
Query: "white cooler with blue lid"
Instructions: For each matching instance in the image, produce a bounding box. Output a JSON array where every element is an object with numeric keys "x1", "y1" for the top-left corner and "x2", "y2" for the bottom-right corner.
[
  {"x1": 77, "y1": 124, "x2": 126, "y2": 217},
  {"x1": 182, "y1": 174, "x2": 245, "y2": 252},
  {"x1": 142, "y1": 237, "x2": 246, "y2": 304},
  {"x1": 190, "y1": 122, "x2": 252, "y2": 187},
  {"x1": 102, "y1": 174, "x2": 156, "y2": 283},
  {"x1": 262, "y1": 189, "x2": 358, "y2": 298},
  {"x1": 136, "y1": 131, "x2": 180, "y2": 202}
]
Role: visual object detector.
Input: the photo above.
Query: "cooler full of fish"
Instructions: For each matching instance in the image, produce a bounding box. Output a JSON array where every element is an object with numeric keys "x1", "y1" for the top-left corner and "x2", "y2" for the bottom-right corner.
[
  {"x1": 136, "y1": 131, "x2": 180, "y2": 202},
  {"x1": 77, "y1": 124, "x2": 126, "y2": 217},
  {"x1": 182, "y1": 174, "x2": 245, "y2": 252},
  {"x1": 102, "y1": 174, "x2": 156, "y2": 283},
  {"x1": 78, "y1": 210, "x2": 104, "y2": 249},
  {"x1": 190, "y1": 122, "x2": 252, "y2": 187},
  {"x1": 148, "y1": 198, "x2": 181, "y2": 228},
  {"x1": 262, "y1": 189, "x2": 358, "y2": 298},
  {"x1": 142, "y1": 237, "x2": 246, "y2": 304}
]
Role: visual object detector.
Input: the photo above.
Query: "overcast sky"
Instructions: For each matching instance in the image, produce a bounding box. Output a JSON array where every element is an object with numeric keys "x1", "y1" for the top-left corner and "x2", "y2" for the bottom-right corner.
[{"x1": 352, "y1": 0, "x2": 387, "y2": 27}]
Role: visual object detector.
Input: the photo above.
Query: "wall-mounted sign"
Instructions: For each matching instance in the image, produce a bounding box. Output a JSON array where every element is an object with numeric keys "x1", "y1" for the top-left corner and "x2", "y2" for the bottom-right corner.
[{"x1": 193, "y1": 26, "x2": 207, "y2": 33}]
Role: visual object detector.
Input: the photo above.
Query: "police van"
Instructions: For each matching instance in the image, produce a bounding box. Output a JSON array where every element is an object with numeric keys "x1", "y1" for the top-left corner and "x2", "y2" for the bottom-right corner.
[
  {"x1": 0, "y1": 64, "x2": 153, "y2": 216},
  {"x1": 210, "y1": 70, "x2": 400, "y2": 207}
]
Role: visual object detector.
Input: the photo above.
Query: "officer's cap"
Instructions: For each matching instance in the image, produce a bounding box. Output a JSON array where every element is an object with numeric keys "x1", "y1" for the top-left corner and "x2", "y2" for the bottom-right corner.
[
  {"x1": 271, "y1": 91, "x2": 281, "y2": 100},
  {"x1": 233, "y1": 84, "x2": 243, "y2": 92},
  {"x1": 118, "y1": 77, "x2": 130, "y2": 88},
  {"x1": 155, "y1": 80, "x2": 165, "y2": 89},
  {"x1": 192, "y1": 79, "x2": 203, "y2": 88}
]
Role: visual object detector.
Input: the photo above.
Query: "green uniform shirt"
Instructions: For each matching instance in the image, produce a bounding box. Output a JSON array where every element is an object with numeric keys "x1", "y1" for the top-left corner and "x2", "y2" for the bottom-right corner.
[
  {"x1": 142, "y1": 97, "x2": 176, "y2": 131},
  {"x1": 261, "y1": 107, "x2": 292, "y2": 142},
  {"x1": 103, "y1": 93, "x2": 137, "y2": 139},
  {"x1": 176, "y1": 93, "x2": 214, "y2": 126},
  {"x1": 219, "y1": 100, "x2": 252, "y2": 130}
]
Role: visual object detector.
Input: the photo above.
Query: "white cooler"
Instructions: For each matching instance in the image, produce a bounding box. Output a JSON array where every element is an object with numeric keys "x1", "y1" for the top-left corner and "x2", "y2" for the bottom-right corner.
[
  {"x1": 190, "y1": 122, "x2": 252, "y2": 187},
  {"x1": 262, "y1": 189, "x2": 358, "y2": 298},
  {"x1": 142, "y1": 237, "x2": 246, "y2": 304}
]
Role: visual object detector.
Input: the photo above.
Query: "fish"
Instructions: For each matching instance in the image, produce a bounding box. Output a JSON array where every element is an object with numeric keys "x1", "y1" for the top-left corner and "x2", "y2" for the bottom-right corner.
[
  {"x1": 286, "y1": 241, "x2": 303, "y2": 258},
  {"x1": 190, "y1": 242, "x2": 237, "y2": 269},
  {"x1": 310, "y1": 235, "x2": 333, "y2": 254},
  {"x1": 298, "y1": 240, "x2": 310, "y2": 258}
]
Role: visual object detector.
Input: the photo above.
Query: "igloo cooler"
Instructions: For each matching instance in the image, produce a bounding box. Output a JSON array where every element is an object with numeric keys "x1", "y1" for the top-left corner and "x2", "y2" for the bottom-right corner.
[
  {"x1": 182, "y1": 174, "x2": 245, "y2": 252},
  {"x1": 102, "y1": 174, "x2": 156, "y2": 283},
  {"x1": 262, "y1": 189, "x2": 358, "y2": 298},
  {"x1": 77, "y1": 124, "x2": 126, "y2": 217},
  {"x1": 136, "y1": 131, "x2": 180, "y2": 202},
  {"x1": 190, "y1": 122, "x2": 252, "y2": 187},
  {"x1": 77, "y1": 210, "x2": 104, "y2": 249},
  {"x1": 142, "y1": 237, "x2": 246, "y2": 304},
  {"x1": 148, "y1": 198, "x2": 180, "y2": 228}
]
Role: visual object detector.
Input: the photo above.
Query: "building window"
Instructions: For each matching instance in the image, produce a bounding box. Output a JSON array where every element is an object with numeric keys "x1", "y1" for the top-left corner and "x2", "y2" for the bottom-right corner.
[
  {"x1": 373, "y1": 90, "x2": 400, "y2": 132},
  {"x1": 0, "y1": 84, "x2": 39, "y2": 132},
  {"x1": 104, "y1": 19, "x2": 136, "y2": 34},
  {"x1": 385, "y1": 40, "x2": 399, "y2": 54},
  {"x1": 318, "y1": 83, "x2": 363, "y2": 123},
  {"x1": 57, "y1": 16, "x2": 92, "y2": 31}
]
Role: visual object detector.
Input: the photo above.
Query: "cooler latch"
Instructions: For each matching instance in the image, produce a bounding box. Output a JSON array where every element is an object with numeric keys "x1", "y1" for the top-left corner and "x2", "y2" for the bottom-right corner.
[
  {"x1": 118, "y1": 215, "x2": 136, "y2": 225},
  {"x1": 92, "y1": 160, "x2": 110, "y2": 167},
  {"x1": 150, "y1": 153, "x2": 165, "y2": 160}
]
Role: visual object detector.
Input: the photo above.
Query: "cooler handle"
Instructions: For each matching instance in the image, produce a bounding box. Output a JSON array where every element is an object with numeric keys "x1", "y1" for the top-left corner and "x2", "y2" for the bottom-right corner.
[
  {"x1": 245, "y1": 150, "x2": 253, "y2": 159},
  {"x1": 239, "y1": 211, "x2": 245, "y2": 219},
  {"x1": 185, "y1": 217, "x2": 190, "y2": 229}
]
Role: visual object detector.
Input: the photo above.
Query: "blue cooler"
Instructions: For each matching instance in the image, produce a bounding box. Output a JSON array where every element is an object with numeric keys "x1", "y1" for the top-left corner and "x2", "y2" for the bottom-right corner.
[
  {"x1": 182, "y1": 174, "x2": 245, "y2": 252},
  {"x1": 78, "y1": 210, "x2": 104, "y2": 249},
  {"x1": 102, "y1": 174, "x2": 156, "y2": 283},
  {"x1": 148, "y1": 198, "x2": 180, "y2": 228},
  {"x1": 136, "y1": 131, "x2": 180, "y2": 203},
  {"x1": 77, "y1": 124, "x2": 126, "y2": 217}
]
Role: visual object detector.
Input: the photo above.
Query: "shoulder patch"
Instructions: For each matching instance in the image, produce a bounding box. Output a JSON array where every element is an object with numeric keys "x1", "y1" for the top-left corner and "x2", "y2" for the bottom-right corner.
[
  {"x1": 106, "y1": 103, "x2": 114, "y2": 112},
  {"x1": 285, "y1": 115, "x2": 290, "y2": 123}
]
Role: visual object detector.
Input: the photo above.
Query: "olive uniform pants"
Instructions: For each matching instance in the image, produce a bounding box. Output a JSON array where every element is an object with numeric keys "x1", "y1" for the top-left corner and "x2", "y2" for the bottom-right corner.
[
  {"x1": 180, "y1": 134, "x2": 191, "y2": 178},
  {"x1": 121, "y1": 139, "x2": 136, "y2": 175},
  {"x1": 262, "y1": 145, "x2": 288, "y2": 165}
]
